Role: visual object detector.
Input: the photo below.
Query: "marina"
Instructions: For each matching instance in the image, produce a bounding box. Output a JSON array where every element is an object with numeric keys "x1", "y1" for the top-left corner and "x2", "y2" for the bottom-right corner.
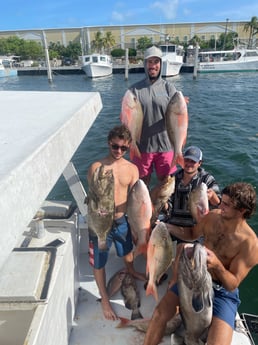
[{"x1": 0, "y1": 73, "x2": 257, "y2": 345}]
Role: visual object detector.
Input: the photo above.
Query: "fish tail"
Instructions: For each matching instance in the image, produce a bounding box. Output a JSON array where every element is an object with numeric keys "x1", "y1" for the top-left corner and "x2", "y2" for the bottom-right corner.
[
  {"x1": 134, "y1": 243, "x2": 148, "y2": 258},
  {"x1": 172, "y1": 153, "x2": 184, "y2": 169},
  {"x1": 146, "y1": 282, "x2": 159, "y2": 302},
  {"x1": 131, "y1": 308, "x2": 143, "y2": 320},
  {"x1": 129, "y1": 144, "x2": 141, "y2": 161},
  {"x1": 116, "y1": 317, "x2": 131, "y2": 328},
  {"x1": 98, "y1": 239, "x2": 107, "y2": 250}
]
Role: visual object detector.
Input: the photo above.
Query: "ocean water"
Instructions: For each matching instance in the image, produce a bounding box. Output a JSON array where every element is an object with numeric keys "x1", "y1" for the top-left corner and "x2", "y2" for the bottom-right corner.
[{"x1": 1, "y1": 71, "x2": 258, "y2": 329}]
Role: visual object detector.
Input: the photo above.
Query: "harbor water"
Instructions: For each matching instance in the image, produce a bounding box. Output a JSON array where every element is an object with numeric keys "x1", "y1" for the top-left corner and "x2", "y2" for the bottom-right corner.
[{"x1": 1, "y1": 72, "x2": 258, "y2": 333}]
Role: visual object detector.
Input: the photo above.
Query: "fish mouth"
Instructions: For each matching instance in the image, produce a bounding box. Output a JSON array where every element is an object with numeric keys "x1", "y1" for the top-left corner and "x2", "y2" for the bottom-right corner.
[{"x1": 182, "y1": 243, "x2": 205, "y2": 269}]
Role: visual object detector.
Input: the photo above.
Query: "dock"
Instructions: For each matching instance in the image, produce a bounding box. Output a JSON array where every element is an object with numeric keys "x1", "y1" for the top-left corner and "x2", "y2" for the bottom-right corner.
[{"x1": 17, "y1": 63, "x2": 193, "y2": 76}]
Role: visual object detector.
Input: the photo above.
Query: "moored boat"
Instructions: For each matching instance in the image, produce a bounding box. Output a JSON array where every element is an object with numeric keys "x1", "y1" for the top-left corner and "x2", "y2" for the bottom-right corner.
[
  {"x1": 160, "y1": 44, "x2": 184, "y2": 77},
  {"x1": 81, "y1": 54, "x2": 113, "y2": 78},
  {"x1": 197, "y1": 47, "x2": 258, "y2": 73},
  {"x1": 0, "y1": 58, "x2": 17, "y2": 77}
]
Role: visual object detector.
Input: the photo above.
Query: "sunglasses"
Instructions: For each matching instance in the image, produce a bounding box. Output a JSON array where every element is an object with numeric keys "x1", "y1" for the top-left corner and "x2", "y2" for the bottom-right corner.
[{"x1": 110, "y1": 143, "x2": 129, "y2": 152}]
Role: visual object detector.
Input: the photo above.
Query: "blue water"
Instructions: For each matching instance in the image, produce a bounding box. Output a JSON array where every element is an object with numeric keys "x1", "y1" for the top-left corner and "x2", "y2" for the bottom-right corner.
[{"x1": 1, "y1": 72, "x2": 258, "y2": 329}]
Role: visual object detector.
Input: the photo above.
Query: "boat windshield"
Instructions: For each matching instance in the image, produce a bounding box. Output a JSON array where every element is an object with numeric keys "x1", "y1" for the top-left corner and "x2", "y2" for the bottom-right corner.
[{"x1": 160, "y1": 45, "x2": 176, "y2": 53}]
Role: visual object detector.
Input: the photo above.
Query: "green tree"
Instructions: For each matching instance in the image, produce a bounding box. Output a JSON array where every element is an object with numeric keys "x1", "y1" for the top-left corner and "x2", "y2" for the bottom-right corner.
[
  {"x1": 19, "y1": 40, "x2": 44, "y2": 60},
  {"x1": 102, "y1": 31, "x2": 116, "y2": 53},
  {"x1": 244, "y1": 16, "x2": 258, "y2": 48},
  {"x1": 137, "y1": 36, "x2": 153, "y2": 53},
  {"x1": 91, "y1": 31, "x2": 104, "y2": 53}
]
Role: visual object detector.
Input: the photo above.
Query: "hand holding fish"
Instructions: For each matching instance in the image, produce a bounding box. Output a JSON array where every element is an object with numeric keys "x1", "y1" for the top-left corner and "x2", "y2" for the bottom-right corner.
[{"x1": 205, "y1": 247, "x2": 221, "y2": 268}]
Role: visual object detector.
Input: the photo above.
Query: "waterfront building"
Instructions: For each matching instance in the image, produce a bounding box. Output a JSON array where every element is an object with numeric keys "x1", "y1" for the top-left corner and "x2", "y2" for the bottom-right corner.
[{"x1": 0, "y1": 21, "x2": 255, "y2": 54}]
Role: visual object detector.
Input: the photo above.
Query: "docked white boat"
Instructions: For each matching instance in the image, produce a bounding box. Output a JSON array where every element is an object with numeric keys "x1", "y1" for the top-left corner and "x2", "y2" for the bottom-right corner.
[
  {"x1": 81, "y1": 54, "x2": 113, "y2": 78},
  {"x1": 0, "y1": 58, "x2": 17, "y2": 77},
  {"x1": 0, "y1": 91, "x2": 257, "y2": 345},
  {"x1": 197, "y1": 47, "x2": 258, "y2": 73},
  {"x1": 160, "y1": 44, "x2": 184, "y2": 77}
]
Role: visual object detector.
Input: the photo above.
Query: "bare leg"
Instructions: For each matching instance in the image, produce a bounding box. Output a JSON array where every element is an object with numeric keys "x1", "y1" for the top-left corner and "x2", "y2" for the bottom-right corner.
[
  {"x1": 94, "y1": 267, "x2": 118, "y2": 320},
  {"x1": 123, "y1": 251, "x2": 146, "y2": 281},
  {"x1": 207, "y1": 316, "x2": 233, "y2": 345},
  {"x1": 144, "y1": 290, "x2": 179, "y2": 345}
]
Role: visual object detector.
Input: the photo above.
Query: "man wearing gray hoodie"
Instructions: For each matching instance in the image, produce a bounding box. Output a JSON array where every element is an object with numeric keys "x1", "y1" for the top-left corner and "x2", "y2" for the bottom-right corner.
[{"x1": 126, "y1": 45, "x2": 179, "y2": 187}]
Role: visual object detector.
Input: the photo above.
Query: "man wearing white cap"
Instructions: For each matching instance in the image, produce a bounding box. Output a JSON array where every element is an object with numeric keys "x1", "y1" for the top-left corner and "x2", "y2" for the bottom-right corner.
[{"x1": 122, "y1": 45, "x2": 182, "y2": 186}]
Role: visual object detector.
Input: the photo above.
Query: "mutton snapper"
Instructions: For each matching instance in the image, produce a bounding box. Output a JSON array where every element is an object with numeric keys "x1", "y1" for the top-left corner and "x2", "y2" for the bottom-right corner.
[
  {"x1": 150, "y1": 175, "x2": 175, "y2": 225},
  {"x1": 87, "y1": 165, "x2": 115, "y2": 250},
  {"x1": 120, "y1": 89, "x2": 143, "y2": 160},
  {"x1": 106, "y1": 267, "x2": 128, "y2": 298},
  {"x1": 127, "y1": 179, "x2": 152, "y2": 257},
  {"x1": 189, "y1": 182, "x2": 209, "y2": 222},
  {"x1": 121, "y1": 272, "x2": 143, "y2": 320},
  {"x1": 165, "y1": 91, "x2": 188, "y2": 168},
  {"x1": 146, "y1": 222, "x2": 174, "y2": 302},
  {"x1": 178, "y1": 243, "x2": 213, "y2": 345}
]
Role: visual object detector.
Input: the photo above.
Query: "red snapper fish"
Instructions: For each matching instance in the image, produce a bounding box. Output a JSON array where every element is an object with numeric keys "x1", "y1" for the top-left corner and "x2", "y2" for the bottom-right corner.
[
  {"x1": 120, "y1": 90, "x2": 143, "y2": 160},
  {"x1": 165, "y1": 91, "x2": 188, "y2": 168},
  {"x1": 127, "y1": 179, "x2": 152, "y2": 257},
  {"x1": 189, "y1": 182, "x2": 209, "y2": 222},
  {"x1": 146, "y1": 222, "x2": 173, "y2": 302}
]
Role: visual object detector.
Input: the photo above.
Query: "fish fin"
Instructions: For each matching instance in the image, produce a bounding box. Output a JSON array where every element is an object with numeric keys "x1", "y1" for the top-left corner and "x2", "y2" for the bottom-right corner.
[
  {"x1": 192, "y1": 292, "x2": 204, "y2": 312},
  {"x1": 116, "y1": 317, "x2": 131, "y2": 328},
  {"x1": 131, "y1": 309, "x2": 143, "y2": 320},
  {"x1": 146, "y1": 282, "x2": 159, "y2": 302},
  {"x1": 134, "y1": 243, "x2": 148, "y2": 258}
]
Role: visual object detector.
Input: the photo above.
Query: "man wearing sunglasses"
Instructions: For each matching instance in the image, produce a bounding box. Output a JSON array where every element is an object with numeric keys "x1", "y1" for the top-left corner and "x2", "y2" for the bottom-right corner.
[{"x1": 87, "y1": 124, "x2": 146, "y2": 321}]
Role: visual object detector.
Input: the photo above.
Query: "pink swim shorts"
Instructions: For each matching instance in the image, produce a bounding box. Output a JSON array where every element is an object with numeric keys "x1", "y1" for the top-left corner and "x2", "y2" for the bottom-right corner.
[{"x1": 133, "y1": 151, "x2": 177, "y2": 179}]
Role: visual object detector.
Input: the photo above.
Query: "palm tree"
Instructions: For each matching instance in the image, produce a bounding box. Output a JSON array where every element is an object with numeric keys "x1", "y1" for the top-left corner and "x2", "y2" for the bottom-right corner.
[
  {"x1": 91, "y1": 31, "x2": 104, "y2": 53},
  {"x1": 244, "y1": 16, "x2": 258, "y2": 48},
  {"x1": 102, "y1": 32, "x2": 116, "y2": 53}
]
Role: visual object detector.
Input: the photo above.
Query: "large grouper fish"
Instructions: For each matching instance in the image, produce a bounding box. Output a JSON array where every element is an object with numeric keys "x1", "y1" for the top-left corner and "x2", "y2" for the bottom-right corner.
[
  {"x1": 87, "y1": 164, "x2": 115, "y2": 250},
  {"x1": 177, "y1": 242, "x2": 213, "y2": 345}
]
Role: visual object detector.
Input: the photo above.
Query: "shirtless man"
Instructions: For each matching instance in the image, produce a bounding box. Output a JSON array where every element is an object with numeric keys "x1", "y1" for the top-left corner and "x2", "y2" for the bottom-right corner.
[
  {"x1": 144, "y1": 182, "x2": 258, "y2": 345},
  {"x1": 87, "y1": 124, "x2": 146, "y2": 321}
]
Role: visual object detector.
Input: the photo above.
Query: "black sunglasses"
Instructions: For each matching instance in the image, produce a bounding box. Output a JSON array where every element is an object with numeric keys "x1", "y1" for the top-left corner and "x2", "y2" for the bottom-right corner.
[{"x1": 110, "y1": 143, "x2": 129, "y2": 152}]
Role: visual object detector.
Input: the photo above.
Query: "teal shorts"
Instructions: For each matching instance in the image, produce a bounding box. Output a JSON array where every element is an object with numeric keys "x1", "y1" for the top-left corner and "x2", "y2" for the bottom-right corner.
[{"x1": 88, "y1": 215, "x2": 133, "y2": 269}]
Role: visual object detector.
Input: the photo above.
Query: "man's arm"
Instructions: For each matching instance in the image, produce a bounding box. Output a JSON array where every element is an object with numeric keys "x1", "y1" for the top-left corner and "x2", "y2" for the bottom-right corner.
[
  {"x1": 165, "y1": 222, "x2": 202, "y2": 241},
  {"x1": 207, "y1": 236, "x2": 258, "y2": 291}
]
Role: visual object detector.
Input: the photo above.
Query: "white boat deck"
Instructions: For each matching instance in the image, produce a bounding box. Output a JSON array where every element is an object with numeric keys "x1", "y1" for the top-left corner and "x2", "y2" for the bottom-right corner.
[
  {"x1": 0, "y1": 90, "x2": 102, "y2": 269},
  {"x1": 69, "y1": 226, "x2": 173, "y2": 345}
]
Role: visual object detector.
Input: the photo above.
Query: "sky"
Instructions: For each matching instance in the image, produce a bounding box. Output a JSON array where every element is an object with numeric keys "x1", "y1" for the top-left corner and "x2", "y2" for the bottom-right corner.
[{"x1": 1, "y1": 0, "x2": 258, "y2": 31}]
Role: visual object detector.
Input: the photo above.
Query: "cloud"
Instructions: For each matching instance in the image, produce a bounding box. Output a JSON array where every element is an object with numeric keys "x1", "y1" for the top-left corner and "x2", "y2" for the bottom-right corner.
[
  {"x1": 151, "y1": 0, "x2": 179, "y2": 20},
  {"x1": 111, "y1": 11, "x2": 125, "y2": 22}
]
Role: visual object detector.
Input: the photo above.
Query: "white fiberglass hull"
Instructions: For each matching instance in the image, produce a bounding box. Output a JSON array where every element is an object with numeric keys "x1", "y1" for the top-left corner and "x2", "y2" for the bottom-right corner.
[
  {"x1": 198, "y1": 59, "x2": 258, "y2": 73},
  {"x1": 82, "y1": 63, "x2": 112, "y2": 78},
  {"x1": 161, "y1": 60, "x2": 183, "y2": 77}
]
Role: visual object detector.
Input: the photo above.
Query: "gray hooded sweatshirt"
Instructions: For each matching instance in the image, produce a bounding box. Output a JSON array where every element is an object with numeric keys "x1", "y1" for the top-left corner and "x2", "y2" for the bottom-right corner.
[{"x1": 129, "y1": 46, "x2": 177, "y2": 153}]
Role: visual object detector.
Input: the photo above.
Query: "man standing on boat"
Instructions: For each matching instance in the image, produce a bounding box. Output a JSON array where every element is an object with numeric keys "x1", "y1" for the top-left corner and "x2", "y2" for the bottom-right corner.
[
  {"x1": 87, "y1": 124, "x2": 146, "y2": 321},
  {"x1": 144, "y1": 182, "x2": 258, "y2": 345},
  {"x1": 121, "y1": 45, "x2": 180, "y2": 187}
]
